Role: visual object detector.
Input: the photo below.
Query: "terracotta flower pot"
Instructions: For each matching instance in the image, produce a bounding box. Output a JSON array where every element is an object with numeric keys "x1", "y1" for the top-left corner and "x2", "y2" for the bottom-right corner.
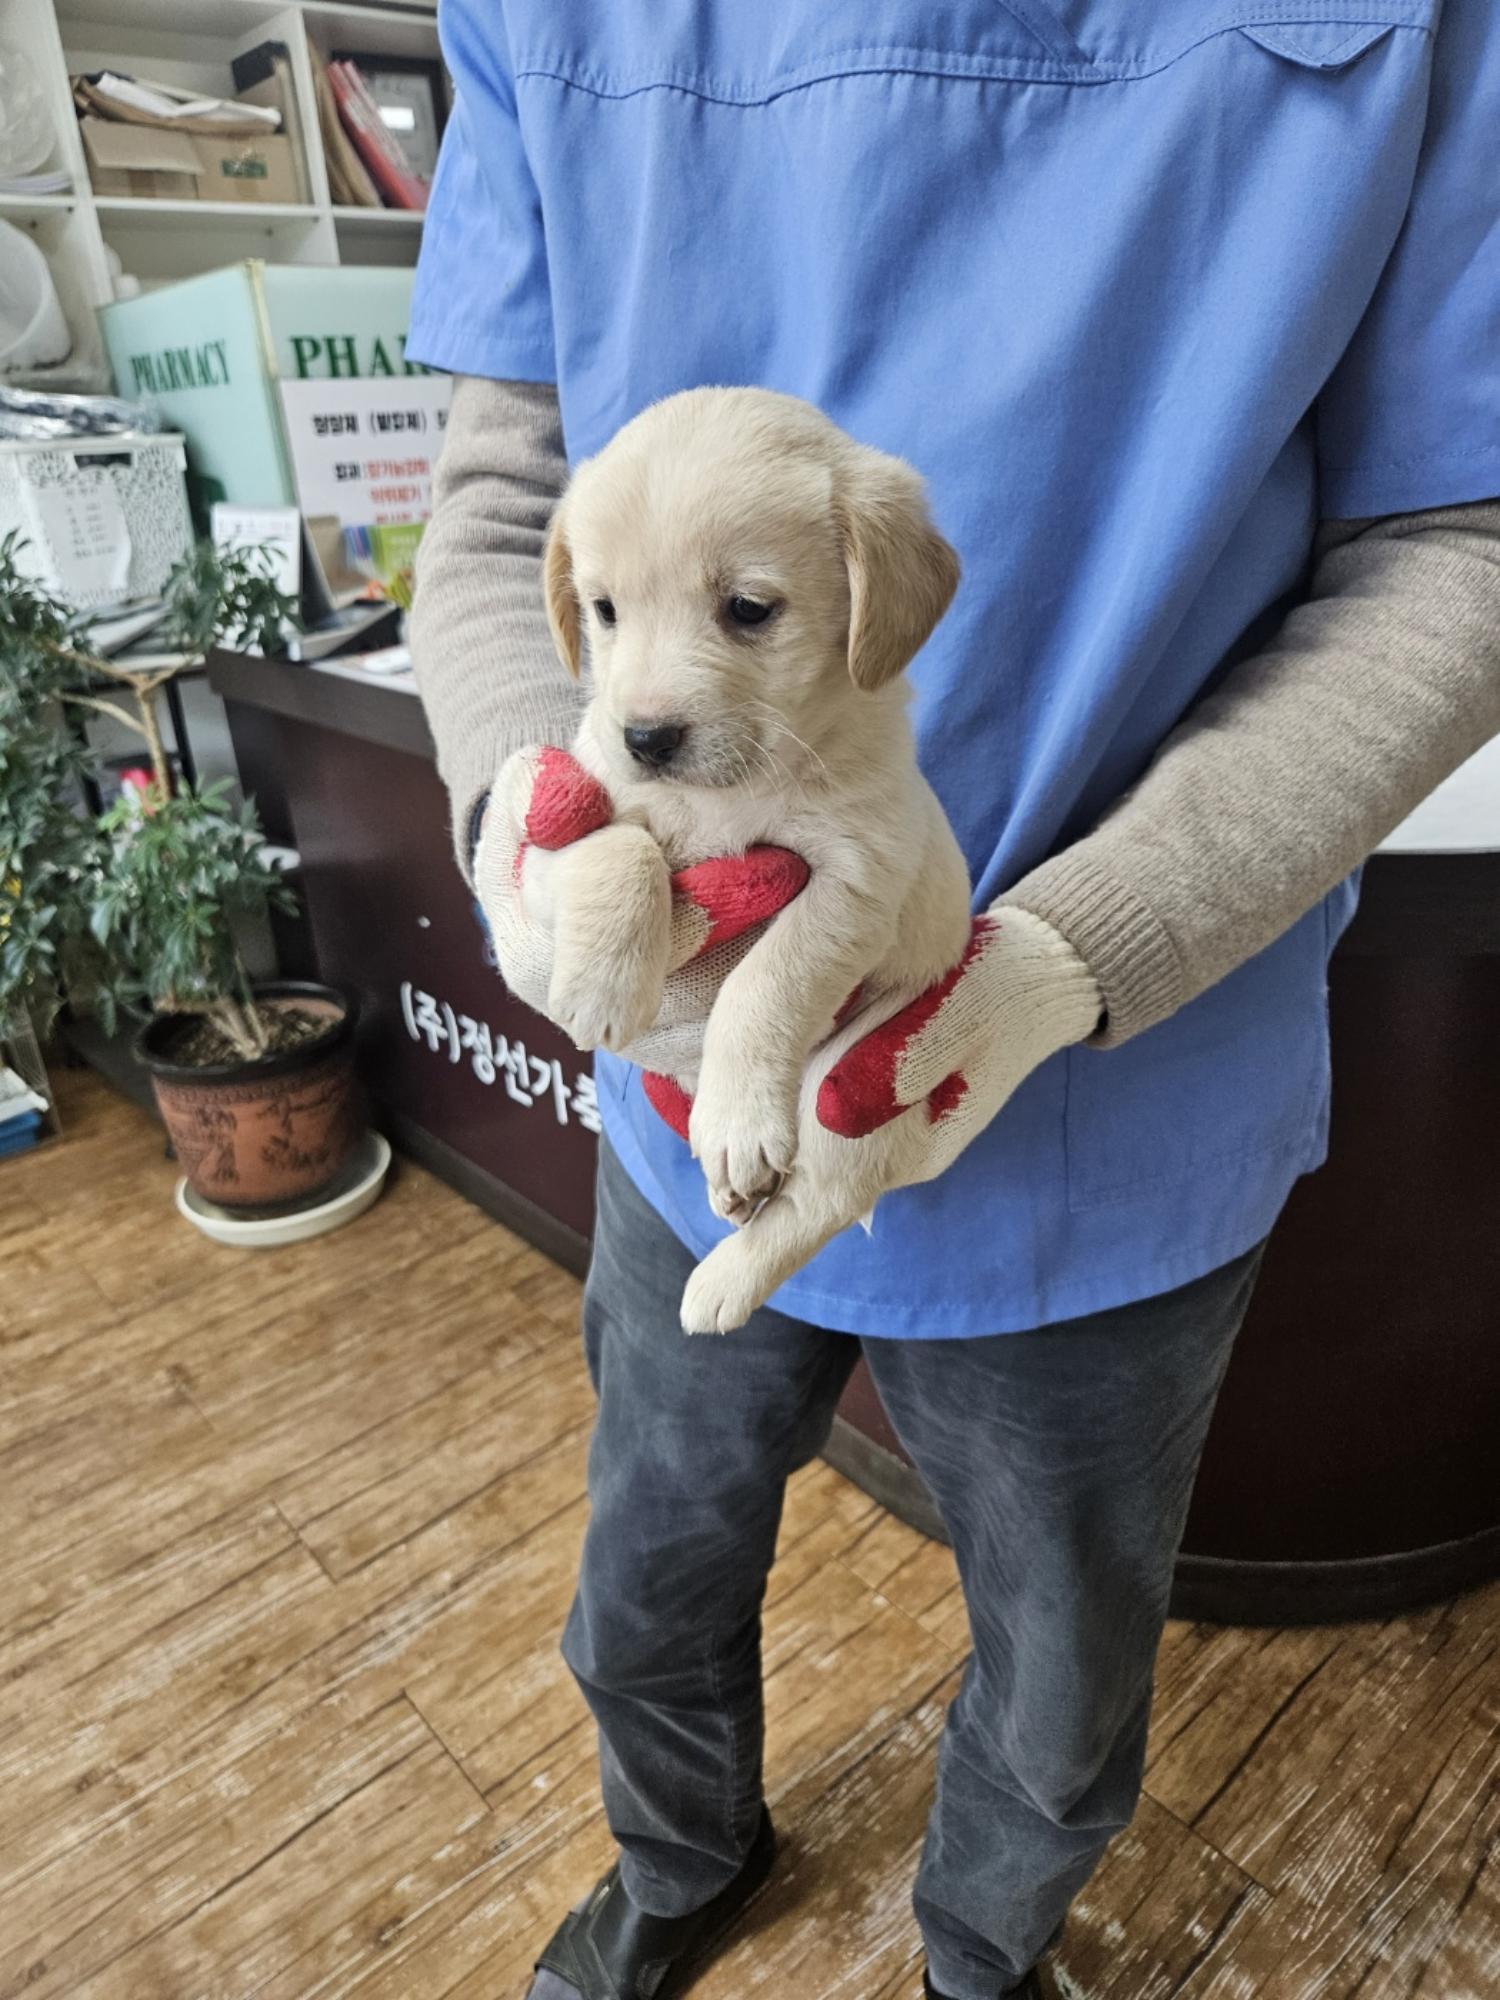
[{"x1": 137, "y1": 981, "x2": 363, "y2": 1214}]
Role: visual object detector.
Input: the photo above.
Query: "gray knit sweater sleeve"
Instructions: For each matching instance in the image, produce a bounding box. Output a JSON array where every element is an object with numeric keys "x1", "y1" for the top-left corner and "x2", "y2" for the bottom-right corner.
[
  {"x1": 410, "y1": 374, "x2": 582, "y2": 873},
  {"x1": 1004, "y1": 502, "x2": 1500, "y2": 1043}
]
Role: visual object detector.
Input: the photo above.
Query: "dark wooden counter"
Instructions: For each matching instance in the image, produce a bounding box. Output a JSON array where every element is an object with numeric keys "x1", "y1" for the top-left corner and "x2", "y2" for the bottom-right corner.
[
  {"x1": 211, "y1": 647, "x2": 437, "y2": 759},
  {"x1": 211, "y1": 649, "x2": 595, "y2": 1276},
  {"x1": 211, "y1": 650, "x2": 1500, "y2": 1623}
]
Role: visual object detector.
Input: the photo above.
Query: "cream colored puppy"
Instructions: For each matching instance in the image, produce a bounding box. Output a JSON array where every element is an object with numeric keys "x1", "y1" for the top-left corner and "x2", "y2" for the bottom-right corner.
[{"x1": 537, "y1": 387, "x2": 973, "y2": 1321}]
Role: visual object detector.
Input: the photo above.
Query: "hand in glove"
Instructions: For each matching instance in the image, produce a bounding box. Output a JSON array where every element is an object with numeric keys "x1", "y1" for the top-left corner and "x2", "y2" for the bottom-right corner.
[
  {"x1": 678, "y1": 908, "x2": 1103, "y2": 1331},
  {"x1": 472, "y1": 746, "x2": 809, "y2": 1068}
]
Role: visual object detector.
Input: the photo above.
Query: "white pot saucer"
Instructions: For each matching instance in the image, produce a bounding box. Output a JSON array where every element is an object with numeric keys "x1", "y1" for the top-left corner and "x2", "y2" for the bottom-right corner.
[{"x1": 175, "y1": 1131, "x2": 392, "y2": 1247}]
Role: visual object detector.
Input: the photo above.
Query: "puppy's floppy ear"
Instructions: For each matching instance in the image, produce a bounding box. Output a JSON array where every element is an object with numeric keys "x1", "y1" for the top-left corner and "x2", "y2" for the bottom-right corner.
[
  {"x1": 541, "y1": 490, "x2": 582, "y2": 678},
  {"x1": 835, "y1": 447, "x2": 960, "y2": 691}
]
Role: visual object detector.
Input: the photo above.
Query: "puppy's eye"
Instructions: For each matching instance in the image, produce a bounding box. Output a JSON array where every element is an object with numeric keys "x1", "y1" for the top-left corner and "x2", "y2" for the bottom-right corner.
[
  {"x1": 726, "y1": 595, "x2": 774, "y2": 628},
  {"x1": 593, "y1": 598, "x2": 617, "y2": 626}
]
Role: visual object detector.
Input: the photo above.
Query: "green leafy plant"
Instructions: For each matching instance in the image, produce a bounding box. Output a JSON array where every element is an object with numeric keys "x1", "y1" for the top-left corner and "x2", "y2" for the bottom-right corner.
[
  {"x1": 0, "y1": 535, "x2": 299, "y2": 1055},
  {"x1": 0, "y1": 530, "x2": 106, "y2": 1028},
  {"x1": 90, "y1": 781, "x2": 296, "y2": 1059},
  {"x1": 164, "y1": 540, "x2": 297, "y2": 661}
]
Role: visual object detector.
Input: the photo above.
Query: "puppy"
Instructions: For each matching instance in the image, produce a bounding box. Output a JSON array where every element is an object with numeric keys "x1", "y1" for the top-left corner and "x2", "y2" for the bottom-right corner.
[{"x1": 536, "y1": 388, "x2": 973, "y2": 1328}]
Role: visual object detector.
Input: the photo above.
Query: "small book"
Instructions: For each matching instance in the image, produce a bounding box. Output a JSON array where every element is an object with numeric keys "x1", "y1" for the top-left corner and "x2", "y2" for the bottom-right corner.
[
  {"x1": 326, "y1": 61, "x2": 428, "y2": 211},
  {"x1": 304, "y1": 35, "x2": 379, "y2": 207}
]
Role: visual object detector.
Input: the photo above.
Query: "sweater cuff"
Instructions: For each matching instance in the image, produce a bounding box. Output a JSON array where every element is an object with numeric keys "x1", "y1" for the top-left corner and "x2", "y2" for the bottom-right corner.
[
  {"x1": 1000, "y1": 850, "x2": 1184, "y2": 1047},
  {"x1": 447, "y1": 784, "x2": 490, "y2": 888}
]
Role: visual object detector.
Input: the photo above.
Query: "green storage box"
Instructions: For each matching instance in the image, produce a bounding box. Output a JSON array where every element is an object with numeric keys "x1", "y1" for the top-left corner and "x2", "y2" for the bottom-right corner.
[{"x1": 100, "y1": 262, "x2": 446, "y2": 522}]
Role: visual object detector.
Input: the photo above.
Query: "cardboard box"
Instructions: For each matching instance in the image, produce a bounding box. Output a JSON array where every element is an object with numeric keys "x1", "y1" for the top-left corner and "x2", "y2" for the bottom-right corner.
[
  {"x1": 79, "y1": 119, "x2": 296, "y2": 205},
  {"x1": 235, "y1": 54, "x2": 312, "y2": 204},
  {"x1": 80, "y1": 119, "x2": 202, "y2": 200},
  {"x1": 193, "y1": 133, "x2": 298, "y2": 205},
  {"x1": 101, "y1": 264, "x2": 449, "y2": 523}
]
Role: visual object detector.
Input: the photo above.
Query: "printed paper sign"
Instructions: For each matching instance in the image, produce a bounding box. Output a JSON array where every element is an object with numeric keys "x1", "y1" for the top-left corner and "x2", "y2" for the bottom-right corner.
[
  {"x1": 211, "y1": 502, "x2": 302, "y2": 599},
  {"x1": 26, "y1": 477, "x2": 132, "y2": 608},
  {"x1": 276, "y1": 374, "x2": 452, "y2": 530}
]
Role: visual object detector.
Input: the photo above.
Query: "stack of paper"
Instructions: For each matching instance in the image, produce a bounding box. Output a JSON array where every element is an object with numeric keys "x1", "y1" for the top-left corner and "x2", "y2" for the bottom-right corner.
[
  {"x1": 76, "y1": 71, "x2": 280, "y2": 135},
  {"x1": 85, "y1": 601, "x2": 169, "y2": 657}
]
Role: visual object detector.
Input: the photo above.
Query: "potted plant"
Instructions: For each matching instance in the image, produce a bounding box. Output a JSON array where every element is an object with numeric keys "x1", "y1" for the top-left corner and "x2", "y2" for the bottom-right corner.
[
  {"x1": 0, "y1": 535, "x2": 366, "y2": 1213},
  {"x1": 94, "y1": 780, "x2": 364, "y2": 1213}
]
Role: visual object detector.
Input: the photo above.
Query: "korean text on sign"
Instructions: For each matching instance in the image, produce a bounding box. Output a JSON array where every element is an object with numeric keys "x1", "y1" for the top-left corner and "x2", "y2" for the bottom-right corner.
[{"x1": 400, "y1": 982, "x2": 599, "y2": 1132}]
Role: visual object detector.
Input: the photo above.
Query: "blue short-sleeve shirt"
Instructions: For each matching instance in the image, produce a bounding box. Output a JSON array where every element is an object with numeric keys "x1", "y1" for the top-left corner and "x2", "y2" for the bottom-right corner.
[{"x1": 410, "y1": 0, "x2": 1500, "y2": 1337}]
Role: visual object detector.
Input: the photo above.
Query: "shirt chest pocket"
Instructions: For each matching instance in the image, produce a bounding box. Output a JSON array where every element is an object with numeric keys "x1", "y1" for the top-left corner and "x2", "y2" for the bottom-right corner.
[
  {"x1": 1047, "y1": 3, "x2": 1436, "y2": 78},
  {"x1": 1235, "y1": 17, "x2": 1416, "y2": 68},
  {"x1": 1056, "y1": 2, "x2": 1436, "y2": 76}
]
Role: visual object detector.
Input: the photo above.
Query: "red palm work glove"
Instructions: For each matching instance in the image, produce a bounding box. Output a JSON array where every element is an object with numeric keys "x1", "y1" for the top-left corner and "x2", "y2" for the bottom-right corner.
[
  {"x1": 812, "y1": 908, "x2": 1102, "y2": 1169},
  {"x1": 473, "y1": 746, "x2": 809, "y2": 1070},
  {"x1": 671, "y1": 909, "x2": 1105, "y2": 1332},
  {"x1": 641, "y1": 905, "x2": 1102, "y2": 1196}
]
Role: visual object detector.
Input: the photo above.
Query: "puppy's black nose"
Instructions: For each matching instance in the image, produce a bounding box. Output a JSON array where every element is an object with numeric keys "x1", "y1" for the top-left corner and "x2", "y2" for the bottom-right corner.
[{"x1": 624, "y1": 722, "x2": 687, "y2": 769}]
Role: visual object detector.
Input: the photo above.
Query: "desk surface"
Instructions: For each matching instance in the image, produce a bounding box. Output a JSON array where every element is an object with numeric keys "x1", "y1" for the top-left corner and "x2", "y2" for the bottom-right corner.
[
  {"x1": 210, "y1": 648, "x2": 433, "y2": 763},
  {"x1": 1384, "y1": 734, "x2": 1500, "y2": 856}
]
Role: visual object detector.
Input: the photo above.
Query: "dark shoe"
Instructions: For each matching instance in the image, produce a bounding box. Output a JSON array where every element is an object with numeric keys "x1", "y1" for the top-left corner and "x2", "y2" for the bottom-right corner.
[{"x1": 535, "y1": 1808, "x2": 776, "y2": 1999}]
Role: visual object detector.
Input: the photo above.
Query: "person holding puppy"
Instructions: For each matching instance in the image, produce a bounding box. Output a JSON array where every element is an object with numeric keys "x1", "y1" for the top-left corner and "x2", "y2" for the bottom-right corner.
[{"x1": 408, "y1": 5, "x2": 1500, "y2": 1996}]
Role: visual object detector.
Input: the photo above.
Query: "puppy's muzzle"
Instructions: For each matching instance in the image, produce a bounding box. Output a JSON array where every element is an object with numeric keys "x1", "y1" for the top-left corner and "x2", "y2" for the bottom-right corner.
[{"x1": 624, "y1": 722, "x2": 688, "y2": 771}]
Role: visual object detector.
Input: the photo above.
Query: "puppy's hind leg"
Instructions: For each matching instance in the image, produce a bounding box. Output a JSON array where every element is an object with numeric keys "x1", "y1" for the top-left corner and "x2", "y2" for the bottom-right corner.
[
  {"x1": 680, "y1": 1178, "x2": 834, "y2": 1334},
  {"x1": 679, "y1": 1114, "x2": 909, "y2": 1334}
]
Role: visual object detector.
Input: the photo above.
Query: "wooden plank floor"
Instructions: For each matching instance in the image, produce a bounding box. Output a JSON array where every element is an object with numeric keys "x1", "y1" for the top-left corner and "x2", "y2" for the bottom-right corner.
[{"x1": 3, "y1": 1068, "x2": 1496, "y2": 2000}]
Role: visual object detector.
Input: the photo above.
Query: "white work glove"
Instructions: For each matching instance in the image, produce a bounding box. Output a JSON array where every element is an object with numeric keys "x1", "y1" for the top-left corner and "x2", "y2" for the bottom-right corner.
[
  {"x1": 812, "y1": 906, "x2": 1104, "y2": 1171},
  {"x1": 677, "y1": 907, "x2": 1104, "y2": 1332},
  {"x1": 472, "y1": 746, "x2": 809, "y2": 1070}
]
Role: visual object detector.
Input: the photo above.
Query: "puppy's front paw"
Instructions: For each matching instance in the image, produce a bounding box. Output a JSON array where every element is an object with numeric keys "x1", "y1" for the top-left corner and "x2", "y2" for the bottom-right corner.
[
  {"x1": 707, "y1": 1179, "x2": 783, "y2": 1228},
  {"x1": 547, "y1": 949, "x2": 662, "y2": 1054},
  {"x1": 689, "y1": 1078, "x2": 797, "y2": 1220}
]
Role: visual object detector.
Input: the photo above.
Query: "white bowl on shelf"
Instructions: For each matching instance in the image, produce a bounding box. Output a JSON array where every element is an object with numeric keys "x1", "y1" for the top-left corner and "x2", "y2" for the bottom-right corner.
[
  {"x1": 0, "y1": 219, "x2": 72, "y2": 372},
  {"x1": 0, "y1": 52, "x2": 55, "y2": 179}
]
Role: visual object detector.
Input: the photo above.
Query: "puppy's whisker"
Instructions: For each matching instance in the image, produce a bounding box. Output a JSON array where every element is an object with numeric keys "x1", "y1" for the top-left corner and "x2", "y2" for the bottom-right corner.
[
  {"x1": 710, "y1": 698, "x2": 815, "y2": 789},
  {"x1": 749, "y1": 742, "x2": 789, "y2": 791},
  {"x1": 733, "y1": 699, "x2": 831, "y2": 786},
  {"x1": 737, "y1": 731, "x2": 797, "y2": 797},
  {"x1": 757, "y1": 733, "x2": 816, "y2": 800}
]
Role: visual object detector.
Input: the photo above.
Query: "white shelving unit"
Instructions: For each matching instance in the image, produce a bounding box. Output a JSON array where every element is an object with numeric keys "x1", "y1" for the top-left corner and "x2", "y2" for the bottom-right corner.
[{"x1": 0, "y1": 0, "x2": 440, "y2": 391}]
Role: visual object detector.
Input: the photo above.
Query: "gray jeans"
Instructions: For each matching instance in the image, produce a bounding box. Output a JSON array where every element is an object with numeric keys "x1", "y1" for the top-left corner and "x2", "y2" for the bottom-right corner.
[{"x1": 562, "y1": 1140, "x2": 1263, "y2": 1999}]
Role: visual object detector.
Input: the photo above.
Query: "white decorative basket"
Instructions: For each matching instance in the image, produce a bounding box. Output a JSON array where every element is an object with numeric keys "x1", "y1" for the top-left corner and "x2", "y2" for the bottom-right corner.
[{"x1": 0, "y1": 431, "x2": 192, "y2": 611}]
